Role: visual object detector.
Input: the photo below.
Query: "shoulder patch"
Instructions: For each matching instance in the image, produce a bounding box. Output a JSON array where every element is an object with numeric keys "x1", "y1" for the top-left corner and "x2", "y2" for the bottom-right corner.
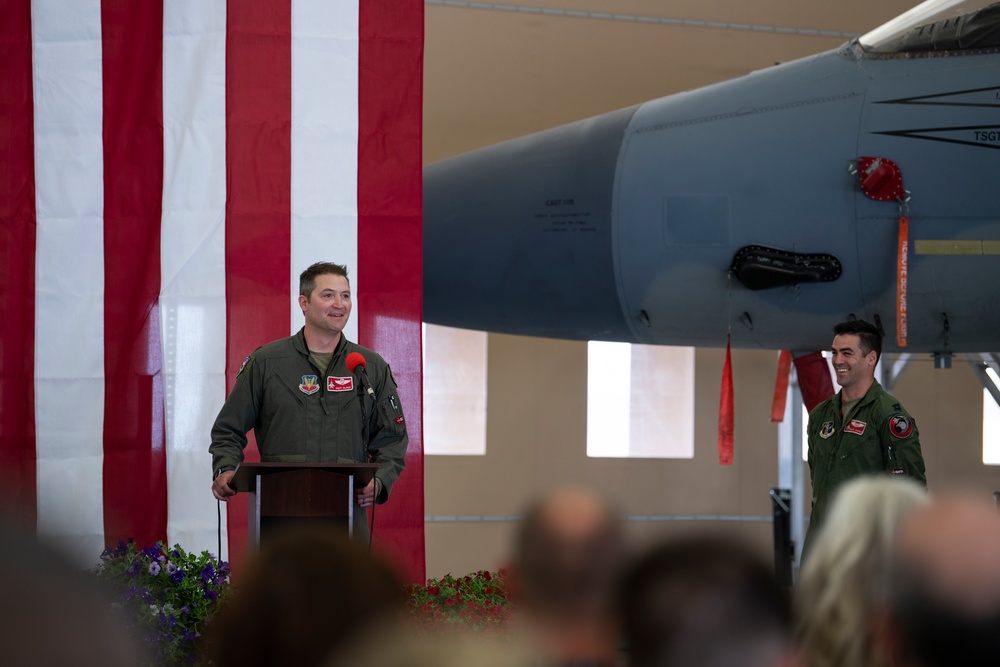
[
  {"x1": 236, "y1": 354, "x2": 252, "y2": 378},
  {"x1": 888, "y1": 413, "x2": 914, "y2": 439}
]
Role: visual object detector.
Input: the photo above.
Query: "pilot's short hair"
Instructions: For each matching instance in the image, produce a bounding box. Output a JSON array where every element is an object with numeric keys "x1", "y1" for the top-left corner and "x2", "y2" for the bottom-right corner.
[
  {"x1": 299, "y1": 262, "x2": 349, "y2": 298},
  {"x1": 833, "y1": 319, "x2": 882, "y2": 364}
]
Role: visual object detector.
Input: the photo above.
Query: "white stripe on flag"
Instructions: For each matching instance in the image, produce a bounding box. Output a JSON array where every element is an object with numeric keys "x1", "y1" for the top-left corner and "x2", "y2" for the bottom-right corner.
[
  {"x1": 290, "y1": 0, "x2": 359, "y2": 339},
  {"x1": 32, "y1": 0, "x2": 107, "y2": 563},
  {"x1": 162, "y1": 0, "x2": 230, "y2": 556}
]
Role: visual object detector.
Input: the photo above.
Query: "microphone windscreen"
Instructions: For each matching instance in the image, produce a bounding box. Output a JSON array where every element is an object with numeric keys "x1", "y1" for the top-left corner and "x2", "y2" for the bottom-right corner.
[{"x1": 345, "y1": 351, "x2": 367, "y2": 372}]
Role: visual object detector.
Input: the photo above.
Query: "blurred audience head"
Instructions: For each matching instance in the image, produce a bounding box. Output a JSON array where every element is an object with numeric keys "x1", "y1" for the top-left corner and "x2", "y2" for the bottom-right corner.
[
  {"x1": 620, "y1": 532, "x2": 798, "y2": 667},
  {"x1": 0, "y1": 521, "x2": 145, "y2": 666},
  {"x1": 510, "y1": 486, "x2": 624, "y2": 617},
  {"x1": 875, "y1": 492, "x2": 1000, "y2": 667},
  {"x1": 508, "y1": 486, "x2": 625, "y2": 666},
  {"x1": 334, "y1": 627, "x2": 536, "y2": 667},
  {"x1": 796, "y1": 475, "x2": 928, "y2": 667},
  {"x1": 205, "y1": 526, "x2": 404, "y2": 667}
]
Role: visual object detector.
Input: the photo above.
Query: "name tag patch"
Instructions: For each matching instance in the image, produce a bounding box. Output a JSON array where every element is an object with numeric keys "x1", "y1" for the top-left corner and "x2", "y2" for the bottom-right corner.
[
  {"x1": 328, "y1": 376, "x2": 354, "y2": 392},
  {"x1": 845, "y1": 419, "x2": 867, "y2": 435}
]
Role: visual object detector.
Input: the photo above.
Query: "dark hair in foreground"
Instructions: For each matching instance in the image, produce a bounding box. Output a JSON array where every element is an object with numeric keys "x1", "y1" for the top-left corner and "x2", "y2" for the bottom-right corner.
[
  {"x1": 833, "y1": 319, "x2": 882, "y2": 364},
  {"x1": 299, "y1": 262, "x2": 349, "y2": 297},
  {"x1": 619, "y1": 535, "x2": 793, "y2": 667},
  {"x1": 205, "y1": 527, "x2": 403, "y2": 667}
]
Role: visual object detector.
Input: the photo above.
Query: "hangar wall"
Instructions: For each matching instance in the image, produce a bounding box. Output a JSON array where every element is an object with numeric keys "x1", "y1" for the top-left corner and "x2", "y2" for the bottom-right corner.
[{"x1": 420, "y1": 0, "x2": 997, "y2": 577}]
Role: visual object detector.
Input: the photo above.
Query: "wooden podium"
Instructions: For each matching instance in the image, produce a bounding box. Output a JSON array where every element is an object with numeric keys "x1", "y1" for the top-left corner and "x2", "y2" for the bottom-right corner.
[{"x1": 229, "y1": 462, "x2": 379, "y2": 548}]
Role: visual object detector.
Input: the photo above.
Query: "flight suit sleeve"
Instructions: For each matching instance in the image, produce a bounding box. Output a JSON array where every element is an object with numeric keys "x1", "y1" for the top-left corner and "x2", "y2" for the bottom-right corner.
[
  {"x1": 881, "y1": 410, "x2": 927, "y2": 486},
  {"x1": 209, "y1": 352, "x2": 262, "y2": 475},
  {"x1": 366, "y1": 363, "x2": 408, "y2": 504}
]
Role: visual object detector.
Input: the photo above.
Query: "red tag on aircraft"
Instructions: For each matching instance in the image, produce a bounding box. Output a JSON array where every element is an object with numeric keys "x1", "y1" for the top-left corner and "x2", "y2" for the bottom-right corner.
[
  {"x1": 328, "y1": 376, "x2": 354, "y2": 392},
  {"x1": 857, "y1": 156, "x2": 904, "y2": 202},
  {"x1": 844, "y1": 419, "x2": 867, "y2": 435}
]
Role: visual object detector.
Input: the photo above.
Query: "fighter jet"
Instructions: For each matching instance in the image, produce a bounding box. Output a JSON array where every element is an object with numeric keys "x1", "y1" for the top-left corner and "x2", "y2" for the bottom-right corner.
[{"x1": 424, "y1": 0, "x2": 1000, "y2": 355}]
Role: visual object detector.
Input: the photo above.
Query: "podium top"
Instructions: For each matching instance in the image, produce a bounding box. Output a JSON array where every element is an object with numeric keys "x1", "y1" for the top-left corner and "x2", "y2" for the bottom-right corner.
[{"x1": 229, "y1": 462, "x2": 379, "y2": 493}]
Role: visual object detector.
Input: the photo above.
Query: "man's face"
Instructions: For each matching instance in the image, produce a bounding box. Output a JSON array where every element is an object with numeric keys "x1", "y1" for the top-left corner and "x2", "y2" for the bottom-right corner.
[
  {"x1": 299, "y1": 273, "x2": 352, "y2": 337},
  {"x1": 830, "y1": 333, "x2": 876, "y2": 390}
]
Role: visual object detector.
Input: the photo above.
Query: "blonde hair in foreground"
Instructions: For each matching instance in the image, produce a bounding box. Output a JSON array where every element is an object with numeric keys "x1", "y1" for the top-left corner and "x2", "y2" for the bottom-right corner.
[{"x1": 795, "y1": 475, "x2": 928, "y2": 667}]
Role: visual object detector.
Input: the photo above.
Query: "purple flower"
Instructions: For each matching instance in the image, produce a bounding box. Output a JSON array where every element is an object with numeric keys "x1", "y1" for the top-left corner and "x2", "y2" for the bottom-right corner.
[
  {"x1": 171, "y1": 569, "x2": 185, "y2": 584},
  {"x1": 140, "y1": 588, "x2": 153, "y2": 604},
  {"x1": 204, "y1": 589, "x2": 218, "y2": 604},
  {"x1": 148, "y1": 561, "x2": 161, "y2": 576},
  {"x1": 200, "y1": 563, "x2": 215, "y2": 582},
  {"x1": 123, "y1": 584, "x2": 137, "y2": 601},
  {"x1": 126, "y1": 559, "x2": 142, "y2": 577},
  {"x1": 166, "y1": 562, "x2": 178, "y2": 575},
  {"x1": 141, "y1": 546, "x2": 160, "y2": 559}
]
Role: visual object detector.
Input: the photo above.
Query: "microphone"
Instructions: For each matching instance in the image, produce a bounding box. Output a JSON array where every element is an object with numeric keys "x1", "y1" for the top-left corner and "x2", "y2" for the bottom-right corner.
[{"x1": 345, "y1": 351, "x2": 376, "y2": 400}]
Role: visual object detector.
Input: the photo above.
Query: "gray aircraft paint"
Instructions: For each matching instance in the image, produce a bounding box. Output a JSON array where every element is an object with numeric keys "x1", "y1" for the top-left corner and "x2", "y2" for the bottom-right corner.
[{"x1": 424, "y1": 1, "x2": 1000, "y2": 353}]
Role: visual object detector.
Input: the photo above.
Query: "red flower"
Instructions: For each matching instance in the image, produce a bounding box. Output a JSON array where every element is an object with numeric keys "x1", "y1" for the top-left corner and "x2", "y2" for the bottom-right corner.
[
  {"x1": 483, "y1": 571, "x2": 492, "y2": 581},
  {"x1": 484, "y1": 586, "x2": 493, "y2": 595},
  {"x1": 427, "y1": 585, "x2": 439, "y2": 596},
  {"x1": 445, "y1": 596, "x2": 456, "y2": 607}
]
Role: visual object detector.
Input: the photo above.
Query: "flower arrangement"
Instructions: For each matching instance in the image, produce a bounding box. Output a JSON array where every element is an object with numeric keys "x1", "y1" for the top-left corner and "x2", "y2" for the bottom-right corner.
[
  {"x1": 405, "y1": 569, "x2": 513, "y2": 636},
  {"x1": 93, "y1": 540, "x2": 231, "y2": 666}
]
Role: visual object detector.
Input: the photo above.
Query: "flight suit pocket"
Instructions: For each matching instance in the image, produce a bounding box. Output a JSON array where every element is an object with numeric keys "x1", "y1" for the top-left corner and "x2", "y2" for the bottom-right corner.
[
  {"x1": 838, "y1": 429, "x2": 884, "y2": 471},
  {"x1": 377, "y1": 395, "x2": 406, "y2": 437}
]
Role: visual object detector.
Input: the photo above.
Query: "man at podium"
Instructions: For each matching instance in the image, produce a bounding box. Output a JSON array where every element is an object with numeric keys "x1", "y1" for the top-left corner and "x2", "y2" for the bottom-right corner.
[{"x1": 208, "y1": 262, "x2": 408, "y2": 538}]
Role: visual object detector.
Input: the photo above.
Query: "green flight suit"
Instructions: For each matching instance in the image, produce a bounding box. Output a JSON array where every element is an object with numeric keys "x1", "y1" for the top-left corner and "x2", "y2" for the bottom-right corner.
[
  {"x1": 804, "y1": 379, "x2": 926, "y2": 556},
  {"x1": 210, "y1": 328, "x2": 407, "y2": 538}
]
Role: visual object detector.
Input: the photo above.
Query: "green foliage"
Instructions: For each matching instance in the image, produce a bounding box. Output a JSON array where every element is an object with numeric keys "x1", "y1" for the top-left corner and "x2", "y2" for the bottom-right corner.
[
  {"x1": 93, "y1": 540, "x2": 231, "y2": 666},
  {"x1": 405, "y1": 569, "x2": 513, "y2": 636}
]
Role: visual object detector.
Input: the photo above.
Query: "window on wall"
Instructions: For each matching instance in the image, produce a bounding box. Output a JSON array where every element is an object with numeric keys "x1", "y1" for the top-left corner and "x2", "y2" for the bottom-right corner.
[
  {"x1": 984, "y1": 388, "x2": 1000, "y2": 465},
  {"x1": 586, "y1": 341, "x2": 695, "y2": 458},
  {"x1": 422, "y1": 323, "x2": 488, "y2": 455}
]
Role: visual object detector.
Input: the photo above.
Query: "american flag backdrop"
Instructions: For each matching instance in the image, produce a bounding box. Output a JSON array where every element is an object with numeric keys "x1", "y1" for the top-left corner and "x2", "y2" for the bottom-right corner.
[{"x1": 0, "y1": 0, "x2": 425, "y2": 582}]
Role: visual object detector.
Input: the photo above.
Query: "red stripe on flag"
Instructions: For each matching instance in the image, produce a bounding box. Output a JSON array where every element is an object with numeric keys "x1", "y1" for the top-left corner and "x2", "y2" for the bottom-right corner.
[
  {"x1": 225, "y1": 0, "x2": 293, "y2": 572},
  {"x1": 101, "y1": 0, "x2": 168, "y2": 548},
  {"x1": 0, "y1": 0, "x2": 38, "y2": 529},
  {"x1": 358, "y1": 0, "x2": 426, "y2": 583}
]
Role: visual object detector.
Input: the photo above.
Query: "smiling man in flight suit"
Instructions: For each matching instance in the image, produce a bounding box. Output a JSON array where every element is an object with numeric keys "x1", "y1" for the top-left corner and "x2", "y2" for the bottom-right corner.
[
  {"x1": 208, "y1": 262, "x2": 407, "y2": 539},
  {"x1": 804, "y1": 319, "x2": 926, "y2": 557}
]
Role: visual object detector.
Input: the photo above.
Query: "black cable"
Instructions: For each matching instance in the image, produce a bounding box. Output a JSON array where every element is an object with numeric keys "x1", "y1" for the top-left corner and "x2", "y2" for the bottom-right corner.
[
  {"x1": 368, "y1": 480, "x2": 376, "y2": 554},
  {"x1": 217, "y1": 498, "x2": 223, "y2": 562}
]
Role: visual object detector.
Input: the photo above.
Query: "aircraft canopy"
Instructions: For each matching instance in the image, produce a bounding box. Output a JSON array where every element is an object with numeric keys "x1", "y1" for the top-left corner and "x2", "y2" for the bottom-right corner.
[{"x1": 860, "y1": 0, "x2": 1000, "y2": 53}]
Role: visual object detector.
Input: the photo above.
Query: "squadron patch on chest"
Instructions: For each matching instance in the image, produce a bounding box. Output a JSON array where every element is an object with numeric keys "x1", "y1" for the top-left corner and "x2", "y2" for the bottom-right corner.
[
  {"x1": 844, "y1": 419, "x2": 867, "y2": 435},
  {"x1": 328, "y1": 376, "x2": 354, "y2": 392},
  {"x1": 299, "y1": 375, "x2": 320, "y2": 395},
  {"x1": 889, "y1": 413, "x2": 914, "y2": 439},
  {"x1": 820, "y1": 421, "x2": 835, "y2": 439}
]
